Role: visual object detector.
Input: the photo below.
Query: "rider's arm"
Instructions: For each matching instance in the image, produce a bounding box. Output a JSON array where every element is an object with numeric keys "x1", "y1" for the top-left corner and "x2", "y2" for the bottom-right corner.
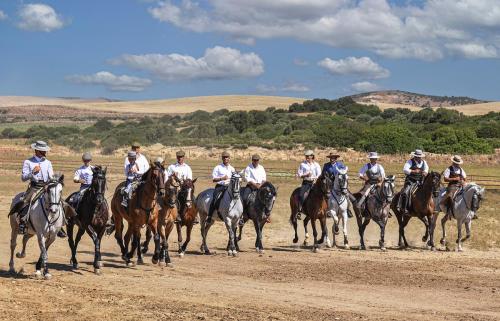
[
  {"x1": 379, "y1": 165, "x2": 386, "y2": 182},
  {"x1": 186, "y1": 166, "x2": 193, "y2": 180},
  {"x1": 212, "y1": 166, "x2": 223, "y2": 183},
  {"x1": 47, "y1": 161, "x2": 54, "y2": 180},
  {"x1": 21, "y1": 160, "x2": 32, "y2": 182},
  {"x1": 358, "y1": 165, "x2": 367, "y2": 181},
  {"x1": 443, "y1": 167, "x2": 454, "y2": 182},
  {"x1": 403, "y1": 161, "x2": 412, "y2": 175},
  {"x1": 422, "y1": 161, "x2": 429, "y2": 176},
  {"x1": 73, "y1": 169, "x2": 81, "y2": 183},
  {"x1": 261, "y1": 166, "x2": 267, "y2": 183}
]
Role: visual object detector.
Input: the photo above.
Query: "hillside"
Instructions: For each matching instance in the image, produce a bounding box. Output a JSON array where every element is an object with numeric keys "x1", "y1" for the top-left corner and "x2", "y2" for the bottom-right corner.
[{"x1": 350, "y1": 90, "x2": 488, "y2": 108}]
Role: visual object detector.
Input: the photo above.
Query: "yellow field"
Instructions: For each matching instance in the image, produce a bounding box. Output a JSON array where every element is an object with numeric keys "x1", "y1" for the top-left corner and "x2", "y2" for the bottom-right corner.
[{"x1": 366, "y1": 101, "x2": 500, "y2": 115}]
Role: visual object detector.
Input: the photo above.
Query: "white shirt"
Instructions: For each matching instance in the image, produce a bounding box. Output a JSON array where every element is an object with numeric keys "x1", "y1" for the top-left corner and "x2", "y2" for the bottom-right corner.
[
  {"x1": 297, "y1": 161, "x2": 322, "y2": 181},
  {"x1": 125, "y1": 162, "x2": 141, "y2": 181},
  {"x1": 403, "y1": 159, "x2": 429, "y2": 175},
  {"x1": 74, "y1": 165, "x2": 94, "y2": 188},
  {"x1": 359, "y1": 163, "x2": 386, "y2": 180},
  {"x1": 244, "y1": 163, "x2": 267, "y2": 184},
  {"x1": 166, "y1": 162, "x2": 193, "y2": 181},
  {"x1": 212, "y1": 163, "x2": 236, "y2": 186},
  {"x1": 22, "y1": 156, "x2": 54, "y2": 183},
  {"x1": 443, "y1": 166, "x2": 467, "y2": 179},
  {"x1": 124, "y1": 153, "x2": 149, "y2": 175}
]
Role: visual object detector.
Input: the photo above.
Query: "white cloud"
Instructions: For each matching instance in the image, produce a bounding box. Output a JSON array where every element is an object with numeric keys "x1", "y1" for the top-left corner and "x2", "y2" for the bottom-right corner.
[
  {"x1": 256, "y1": 81, "x2": 309, "y2": 93},
  {"x1": 17, "y1": 4, "x2": 65, "y2": 32},
  {"x1": 0, "y1": 10, "x2": 8, "y2": 20},
  {"x1": 318, "y1": 57, "x2": 390, "y2": 79},
  {"x1": 351, "y1": 81, "x2": 379, "y2": 92},
  {"x1": 110, "y1": 46, "x2": 264, "y2": 81},
  {"x1": 445, "y1": 42, "x2": 498, "y2": 59},
  {"x1": 293, "y1": 58, "x2": 309, "y2": 66},
  {"x1": 66, "y1": 71, "x2": 152, "y2": 92},
  {"x1": 147, "y1": 0, "x2": 500, "y2": 60}
]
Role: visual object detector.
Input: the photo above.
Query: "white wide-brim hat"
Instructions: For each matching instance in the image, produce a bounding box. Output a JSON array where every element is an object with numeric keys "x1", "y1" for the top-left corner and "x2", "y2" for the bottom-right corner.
[
  {"x1": 31, "y1": 140, "x2": 50, "y2": 152},
  {"x1": 410, "y1": 149, "x2": 425, "y2": 158},
  {"x1": 451, "y1": 155, "x2": 463, "y2": 165},
  {"x1": 367, "y1": 151, "x2": 379, "y2": 159}
]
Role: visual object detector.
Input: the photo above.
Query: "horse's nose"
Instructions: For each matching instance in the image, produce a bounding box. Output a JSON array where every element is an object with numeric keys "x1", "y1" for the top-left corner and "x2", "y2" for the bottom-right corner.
[
  {"x1": 186, "y1": 201, "x2": 192, "y2": 208},
  {"x1": 50, "y1": 205, "x2": 58, "y2": 213}
]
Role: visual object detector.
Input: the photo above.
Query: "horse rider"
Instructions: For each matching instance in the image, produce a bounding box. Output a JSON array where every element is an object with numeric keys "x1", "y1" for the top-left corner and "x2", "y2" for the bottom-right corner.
[
  {"x1": 322, "y1": 151, "x2": 351, "y2": 217},
  {"x1": 122, "y1": 151, "x2": 143, "y2": 207},
  {"x1": 68, "y1": 152, "x2": 94, "y2": 210},
  {"x1": 397, "y1": 149, "x2": 429, "y2": 215},
  {"x1": 124, "y1": 142, "x2": 149, "y2": 174},
  {"x1": 241, "y1": 154, "x2": 268, "y2": 224},
  {"x1": 296, "y1": 150, "x2": 321, "y2": 219},
  {"x1": 206, "y1": 151, "x2": 235, "y2": 224},
  {"x1": 8, "y1": 141, "x2": 65, "y2": 237},
  {"x1": 440, "y1": 155, "x2": 468, "y2": 218},
  {"x1": 356, "y1": 152, "x2": 386, "y2": 209},
  {"x1": 165, "y1": 150, "x2": 194, "y2": 223}
]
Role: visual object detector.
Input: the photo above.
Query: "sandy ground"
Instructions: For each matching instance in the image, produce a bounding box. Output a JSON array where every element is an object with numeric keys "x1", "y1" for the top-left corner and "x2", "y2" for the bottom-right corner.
[{"x1": 0, "y1": 153, "x2": 499, "y2": 321}]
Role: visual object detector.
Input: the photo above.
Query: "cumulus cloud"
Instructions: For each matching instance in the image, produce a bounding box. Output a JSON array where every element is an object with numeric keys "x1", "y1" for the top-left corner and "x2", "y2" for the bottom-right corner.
[
  {"x1": 0, "y1": 10, "x2": 7, "y2": 20},
  {"x1": 351, "y1": 81, "x2": 379, "y2": 92},
  {"x1": 66, "y1": 71, "x2": 152, "y2": 92},
  {"x1": 256, "y1": 81, "x2": 309, "y2": 94},
  {"x1": 17, "y1": 4, "x2": 65, "y2": 32},
  {"x1": 445, "y1": 42, "x2": 498, "y2": 59},
  {"x1": 318, "y1": 57, "x2": 390, "y2": 79},
  {"x1": 147, "y1": 0, "x2": 500, "y2": 60},
  {"x1": 110, "y1": 46, "x2": 264, "y2": 81}
]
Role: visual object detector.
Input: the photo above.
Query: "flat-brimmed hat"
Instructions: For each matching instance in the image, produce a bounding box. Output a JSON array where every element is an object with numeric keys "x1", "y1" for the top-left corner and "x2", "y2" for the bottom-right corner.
[
  {"x1": 327, "y1": 152, "x2": 340, "y2": 158},
  {"x1": 31, "y1": 140, "x2": 50, "y2": 152},
  {"x1": 131, "y1": 142, "x2": 141, "y2": 148},
  {"x1": 367, "y1": 151, "x2": 380, "y2": 159},
  {"x1": 451, "y1": 155, "x2": 463, "y2": 165},
  {"x1": 176, "y1": 150, "x2": 185, "y2": 157},
  {"x1": 411, "y1": 149, "x2": 425, "y2": 158},
  {"x1": 82, "y1": 152, "x2": 92, "y2": 161},
  {"x1": 222, "y1": 151, "x2": 230, "y2": 157},
  {"x1": 127, "y1": 151, "x2": 137, "y2": 158},
  {"x1": 304, "y1": 150, "x2": 314, "y2": 156},
  {"x1": 154, "y1": 157, "x2": 164, "y2": 164},
  {"x1": 251, "y1": 154, "x2": 260, "y2": 160}
]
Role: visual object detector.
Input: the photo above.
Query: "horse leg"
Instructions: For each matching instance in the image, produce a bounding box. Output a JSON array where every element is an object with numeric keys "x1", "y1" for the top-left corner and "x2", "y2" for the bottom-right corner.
[
  {"x1": 419, "y1": 216, "x2": 430, "y2": 243},
  {"x1": 342, "y1": 210, "x2": 349, "y2": 249},
  {"x1": 375, "y1": 218, "x2": 387, "y2": 251},
  {"x1": 233, "y1": 224, "x2": 240, "y2": 252},
  {"x1": 427, "y1": 214, "x2": 437, "y2": 250},
  {"x1": 200, "y1": 219, "x2": 214, "y2": 255},
  {"x1": 303, "y1": 216, "x2": 310, "y2": 247},
  {"x1": 319, "y1": 216, "x2": 327, "y2": 246},
  {"x1": 9, "y1": 220, "x2": 17, "y2": 273},
  {"x1": 114, "y1": 217, "x2": 128, "y2": 260},
  {"x1": 359, "y1": 217, "x2": 371, "y2": 250},
  {"x1": 35, "y1": 234, "x2": 49, "y2": 279},
  {"x1": 124, "y1": 225, "x2": 136, "y2": 265},
  {"x1": 176, "y1": 222, "x2": 183, "y2": 254},
  {"x1": 18, "y1": 233, "x2": 32, "y2": 259},
  {"x1": 291, "y1": 214, "x2": 299, "y2": 244},
  {"x1": 181, "y1": 223, "x2": 193, "y2": 255},
  {"x1": 237, "y1": 224, "x2": 244, "y2": 242},
  {"x1": 72, "y1": 227, "x2": 85, "y2": 269},
  {"x1": 400, "y1": 216, "x2": 411, "y2": 249},
  {"x1": 259, "y1": 222, "x2": 265, "y2": 252},
  {"x1": 136, "y1": 228, "x2": 144, "y2": 265},
  {"x1": 440, "y1": 215, "x2": 448, "y2": 246},
  {"x1": 456, "y1": 219, "x2": 464, "y2": 252},
  {"x1": 164, "y1": 221, "x2": 174, "y2": 266},
  {"x1": 253, "y1": 219, "x2": 261, "y2": 253},
  {"x1": 311, "y1": 218, "x2": 319, "y2": 252},
  {"x1": 67, "y1": 221, "x2": 77, "y2": 268},
  {"x1": 141, "y1": 226, "x2": 152, "y2": 254},
  {"x1": 463, "y1": 219, "x2": 472, "y2": 242},
  {"x1": 224, "y1": 217, "x2": 237, "y2": 257},
  {"x1": 87, "y1": 226, "x2": 102, "y2": 274}
]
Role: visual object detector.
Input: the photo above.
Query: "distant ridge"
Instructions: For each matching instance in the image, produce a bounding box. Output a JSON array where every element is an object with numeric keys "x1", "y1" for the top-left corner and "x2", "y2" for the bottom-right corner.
[{"x1": 349, "y1": 90, "x2": 489, "y2": 108}]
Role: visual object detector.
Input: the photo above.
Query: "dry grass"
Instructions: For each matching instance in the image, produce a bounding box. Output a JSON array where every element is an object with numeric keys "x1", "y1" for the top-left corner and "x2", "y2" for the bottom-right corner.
[{"x1": 363, "y1": 101, "x2": 500, "y2": 115}]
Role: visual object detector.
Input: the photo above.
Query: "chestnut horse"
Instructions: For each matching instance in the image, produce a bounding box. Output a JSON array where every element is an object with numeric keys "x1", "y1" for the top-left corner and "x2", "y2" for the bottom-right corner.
[
  {"x1": 110, "y1": 163, "x2": 165, "y2": 266},
  {"x1": 391, "y1": 171, "x2": 441, "y2": 250},
  {"x1": 175, "y1": 178, "x2": 198, "y2": 257},
  {"x1": 290, "y1": 174, "x2": 333, "y2": 252}
]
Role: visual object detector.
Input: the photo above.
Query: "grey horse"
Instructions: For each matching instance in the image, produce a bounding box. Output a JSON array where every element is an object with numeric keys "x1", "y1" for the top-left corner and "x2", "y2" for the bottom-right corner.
[
  {"x1": 9, "y1": 175, "x2": 65, "y2": 279},
  {"x1": 196, "y1": 173, "x2": 244, "y2": 256},
  {"x1": 434, "y1": 183, "x2": 485, "y2": 251},
  {"x1": 326, "y1": 167, "x2": 351, "y2": 249}
]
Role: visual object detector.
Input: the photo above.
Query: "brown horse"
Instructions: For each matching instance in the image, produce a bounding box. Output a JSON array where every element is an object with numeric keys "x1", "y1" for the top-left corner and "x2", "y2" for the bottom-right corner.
[
  {"x1": 110, "y1": 163, "x2": 165, "y2": 266},
  {"x1": 175, "y1": 178, "x2": 198, "y2": 257},
  {"x1": 391, "y1": 171, "x2": 441, "y2": 250},
  {"x1": 289, "y1": 174, "x2": 333, "y2": 252}
]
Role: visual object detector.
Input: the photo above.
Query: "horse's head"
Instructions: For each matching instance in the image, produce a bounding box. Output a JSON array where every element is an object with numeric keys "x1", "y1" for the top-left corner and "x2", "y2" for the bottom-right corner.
[
  {"x1": 258, "y1": 182, "x2": 277, "y2": 216},
  {"x1": 91, "y1": 165, "x2": 107, "y2": 205},
  {"x1": 229, "y1": 172, "x2": 242, "y2": 199},
  {"x1": 179, "y1": 178, "x2": 197, "y2": 210},
  {"x1": 429, "y1": 171, "x2": 441, "y2": 197},
  {"x1": 382, "y1": 175, "x2": 396, "y2": 203},
  {"x1": 468, "y1": 183, "x2": 485, "y2": 212},
  {"x1": 150, "y1": 163, "x2": 165, "y2": 197},
  {"x1": 165, "y1": 175, "x2": 181, "y2": 208},
  {"x1": 319, "y1": 173, "x2": 334, "y2": 197},
  {"x1": 46, "y1": 174, "x2": 64, "y2": 214},
  {"x1": 335, "y1": 167, "x2": 349, "y2": 195}
]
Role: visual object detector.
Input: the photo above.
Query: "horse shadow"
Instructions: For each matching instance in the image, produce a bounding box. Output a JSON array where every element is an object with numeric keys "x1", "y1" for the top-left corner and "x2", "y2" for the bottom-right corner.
[{"x1": 78, "y1": 250, "x2": 120, "y2": 258}]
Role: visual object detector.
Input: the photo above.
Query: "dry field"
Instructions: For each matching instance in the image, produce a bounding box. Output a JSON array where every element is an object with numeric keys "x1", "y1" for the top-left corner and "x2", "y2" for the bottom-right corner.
[
  {"x1": 363, "y1": 101, "x2": 500, "y2": 115},
  {"x1": 0, "y1": 145, "x2": 499, "y2": 321}
]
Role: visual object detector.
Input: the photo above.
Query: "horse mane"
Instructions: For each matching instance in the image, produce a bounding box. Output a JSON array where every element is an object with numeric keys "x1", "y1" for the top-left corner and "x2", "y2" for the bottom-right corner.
[{"x1": 261, "y1": 181, "x2": 276, "y2": 194}]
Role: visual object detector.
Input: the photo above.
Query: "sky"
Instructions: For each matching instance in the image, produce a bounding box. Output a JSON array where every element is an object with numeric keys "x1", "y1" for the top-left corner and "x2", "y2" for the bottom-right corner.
[{"x1": 1, "y1": 0, "x2": 500, "y2": 101}]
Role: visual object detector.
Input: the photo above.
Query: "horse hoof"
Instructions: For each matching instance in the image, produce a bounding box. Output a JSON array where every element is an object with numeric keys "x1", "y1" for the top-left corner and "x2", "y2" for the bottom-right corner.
[
  {"x1": 431, "y1": 246, "x2": 437, "y2": 252},
  {"x1": 44, "y1": 273, "x2": 52, "y2": 280},
  {"x1": 158, "y1": 261, "x2": 166, "y2": 267},
  {"x1": 440, "y1": 238, "x2": 446, "y2": 245},
  {"x1": 167, "y1": 263, "x2": 174, "y2": 268},
  {"x1": 227, "y1": 251, "x2": 232, "y2": 256},
  {"x1": 94, "y1": 268, "x2": 101, "y2": 275},
  {"x1": 305, "y1": 233, "x2": 310, "y2": 239},
  {"x1": 302, "y1": 241, "x2": 309, "y2": 247},
  {"x1": 152, "y1": 258, "x2": 158, "y2": 265},
  {"x1": 16, "y1": 252, "x2": 25, "y2": 259},
  {"x1": 457, "y1": 247, "x2": 463, "y2": 252},
  {"x1": 72, "y1": 263, "x2": 79, "y2": 270},
  {"x1": 97, "y1": 261, "x2": 103, "y2": 268},
  {"x1": 35, "y1": 270, "x2": 42, "y2": 279},
  {"x1": 137, "y1": 259, "x2": 144, "y2": 265},
  {"x1": 178, "y1": 252, "x2": 185, "y2": 258},
  {"x1": 141, "y1": 248, "x2": 148, "y2": 254},
  {"x1": 380, "y1": 247, "x2": 387, "y2": 252},
  {"x1": 232, "y1": 251, "x2": 238, "y2": 257},
  {"x1": 344, "y1": 244, "x2": 350, "y2": 250},
  {"x1": 360, "y1": 246, "x2": 366, "y2": 251},
  {"x1": 422, "y1": 236, "x2": 428, "y2": 243},
  {"x1": 121, "y1": 255, "x2": 128, "y2": 262},
  {"x1": 126, "y1": 261, "x2": 135, "y2": 267},
  {"x1": 292, "y1": 237, "x2": 298, "y2": 244},
  {"x1": 312, "y1": 247, "x2": 319, "y2": 253}
]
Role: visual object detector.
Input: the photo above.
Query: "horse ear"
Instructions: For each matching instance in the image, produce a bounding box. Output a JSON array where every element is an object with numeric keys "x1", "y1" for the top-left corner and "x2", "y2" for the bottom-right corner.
[
  {"x1": 192, "y1": 178, "x2": 198, "y2": 184},
  {"x1": 103, "y1": 166, "x2": 107, "y2": 174},
  {"x1": 59, "y1": 174, "x2": 64, "y2": 183}
]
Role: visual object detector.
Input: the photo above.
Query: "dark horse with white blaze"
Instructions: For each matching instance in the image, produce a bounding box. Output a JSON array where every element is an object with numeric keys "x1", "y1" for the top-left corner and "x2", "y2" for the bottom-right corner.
[
  {"x1": 289, "y1": 174, "x2": 333, "y2": 252},
  {"x1": 237, "y1": 182, "x2": 277, "y2": 254},
  {"x1": 391, "y1": 171, "x2": 441, "y2": 250},
  {"x1": 66, "y1": 166, "x2": 108, "y2": 274},
  {"x1": 175, "y1": 178, "x2": 199, "y2": 256},
  {"x1": 352, "y1": 176, "x2": 395, "y2": 251}
]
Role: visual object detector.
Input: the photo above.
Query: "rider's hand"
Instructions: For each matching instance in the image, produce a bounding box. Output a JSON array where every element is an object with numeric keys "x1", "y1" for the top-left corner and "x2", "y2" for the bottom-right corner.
[
  {"x1": 79, "y1": 179, "x2": 86, "y2": 184},
  {"x1": 131, "y1": 167, "x2": 138, "y2": 173},
  {"x1": 32, "y1": 165, "x2": 41, "y2": 174},
  {"x1": 222, "y1": 175, "x2": 229, "y2": 180},
  {"x1": 305, "y1": 171, "x2": 312, "y2": 177}
]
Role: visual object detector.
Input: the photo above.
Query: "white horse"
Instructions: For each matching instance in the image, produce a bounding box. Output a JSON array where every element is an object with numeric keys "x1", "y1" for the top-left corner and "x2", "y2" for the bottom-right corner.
[
  {"x1": 435, "y1": 183, "x2": 485, "y2": 251},
  {"x1": 326, "y1": 167, "x2": 351, "y2": 249},
  {"x1": 197, "y1": 173, "x2": 244, "y2": 256},
  {"x1": 9, "y1": 175, "x2": 65, "y2": 279}
]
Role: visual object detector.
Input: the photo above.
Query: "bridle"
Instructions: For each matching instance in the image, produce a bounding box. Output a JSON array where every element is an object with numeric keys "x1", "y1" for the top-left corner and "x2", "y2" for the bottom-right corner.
[
  {"x1": 229, "y1": 173, "x2": 241, "y2": 200},
  {"x1": 331, "y1": 172, "x2": 349, "y2": 205}
]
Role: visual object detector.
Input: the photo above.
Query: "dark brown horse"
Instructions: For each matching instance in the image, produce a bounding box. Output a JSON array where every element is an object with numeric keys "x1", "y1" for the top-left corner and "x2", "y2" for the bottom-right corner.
[
  {"x1": 290, "y1": 174, "x2": 333, "y2": 252},
  {"x1": 175, "y1": 178, "x2": 198, "y2": 257},
  {"x1": 66, "y1": 165, "x2": 108, "y2": 274},
  {"x1": 391, "y1": 171, "x2": 441, "y2": 250},
  {"x1": 110, "y1": 163, "x2": 165, "y2": 266}
]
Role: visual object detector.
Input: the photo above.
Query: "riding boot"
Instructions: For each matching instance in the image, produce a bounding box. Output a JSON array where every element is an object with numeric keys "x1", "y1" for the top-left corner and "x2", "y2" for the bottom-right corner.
[
  {"x1": 121, "y1": 195, "x2": 128, "y2": 208},
  {"x1": 57, "y1": 228, "x2": 67, "y2": 238}
]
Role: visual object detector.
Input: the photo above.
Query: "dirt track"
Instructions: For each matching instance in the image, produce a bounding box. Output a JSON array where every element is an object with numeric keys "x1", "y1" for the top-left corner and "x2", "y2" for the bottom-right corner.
[{"x1": 0, "y1": 154, "x2": 499, "y2": 320}]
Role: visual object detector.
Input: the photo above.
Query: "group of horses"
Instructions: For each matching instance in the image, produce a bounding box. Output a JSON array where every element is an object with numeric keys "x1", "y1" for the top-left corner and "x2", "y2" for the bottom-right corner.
[{"x1": 8, "y1": 162, "x2": 484, "y2": 280}]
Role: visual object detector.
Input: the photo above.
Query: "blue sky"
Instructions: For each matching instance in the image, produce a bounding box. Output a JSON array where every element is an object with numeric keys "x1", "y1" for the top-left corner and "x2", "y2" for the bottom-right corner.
[{"x1": 1, "y1": 0, "x2": 500, "y2": 101}]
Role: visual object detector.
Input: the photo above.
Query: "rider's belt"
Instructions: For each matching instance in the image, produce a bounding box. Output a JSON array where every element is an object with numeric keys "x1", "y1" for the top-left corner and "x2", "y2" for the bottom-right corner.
[
  {"x1": 302, "y1": 180, "x2": 314, "y2": 184},
  {"x1": 30, "y1": 181, "x2": 46, "y2": 188}
]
